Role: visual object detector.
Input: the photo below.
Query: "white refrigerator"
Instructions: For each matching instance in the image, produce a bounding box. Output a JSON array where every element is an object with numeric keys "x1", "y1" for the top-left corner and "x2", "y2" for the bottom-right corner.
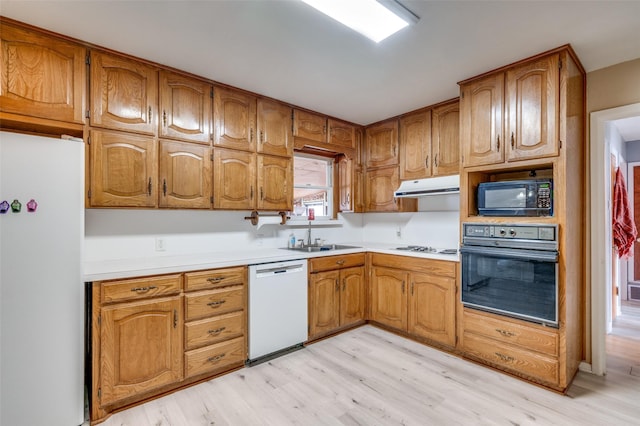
[{"x1": 0, "y1": 131, "x2": 85, "y2": 426}]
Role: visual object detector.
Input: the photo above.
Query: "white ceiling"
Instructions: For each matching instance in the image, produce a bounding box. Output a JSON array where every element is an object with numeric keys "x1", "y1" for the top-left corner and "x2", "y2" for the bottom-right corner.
[
  {"x1": 2, "y1": 0, "x2": 639, "y2": 125},
  {"x1": 613, "y1": 117, "x2": 640, "y2": 143}
]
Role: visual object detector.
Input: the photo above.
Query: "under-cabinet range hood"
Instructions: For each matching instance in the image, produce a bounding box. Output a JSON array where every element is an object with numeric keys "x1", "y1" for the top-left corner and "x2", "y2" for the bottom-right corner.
[{"x1": 394, "y1": 175, "x2": 460, "y2": 198}]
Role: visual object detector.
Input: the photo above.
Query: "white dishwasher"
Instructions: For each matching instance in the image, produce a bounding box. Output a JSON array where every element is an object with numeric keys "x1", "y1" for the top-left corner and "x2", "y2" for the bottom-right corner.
[{"x1": 248, "y1": 259, "x2": 308, "y2": 364}]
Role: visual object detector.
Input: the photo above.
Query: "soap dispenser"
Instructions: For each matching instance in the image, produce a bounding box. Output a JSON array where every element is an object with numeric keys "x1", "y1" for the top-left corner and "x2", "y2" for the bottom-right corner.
[{"x1": 288, "y1": 233, "x2": 296, "y2": 248}]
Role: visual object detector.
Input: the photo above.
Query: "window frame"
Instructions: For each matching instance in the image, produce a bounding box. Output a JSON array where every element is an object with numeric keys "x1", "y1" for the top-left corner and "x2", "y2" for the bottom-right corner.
[{"x1": 291, "y1": 152, "x2": 335, "y2": 221}]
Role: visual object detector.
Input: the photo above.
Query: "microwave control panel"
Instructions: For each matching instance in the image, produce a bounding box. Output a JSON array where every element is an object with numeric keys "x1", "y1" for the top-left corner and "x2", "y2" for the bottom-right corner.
[{"x1": 537, "y1": 185, "x2": 552, "y2": 209}]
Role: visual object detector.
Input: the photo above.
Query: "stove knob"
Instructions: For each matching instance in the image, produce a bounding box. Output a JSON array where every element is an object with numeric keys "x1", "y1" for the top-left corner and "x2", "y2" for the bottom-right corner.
[
  {"x1": 499, "y1": 228, "x2": 506, "y2": 236},
  {"x1": 509, "y1": 228, "x2": 516, "y2": 237}
]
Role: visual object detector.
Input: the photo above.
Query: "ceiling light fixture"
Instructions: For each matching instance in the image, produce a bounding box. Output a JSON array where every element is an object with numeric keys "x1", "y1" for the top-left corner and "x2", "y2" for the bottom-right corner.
[{"x1": 301, "y1": 0, "x2": 419, "y2": 43}]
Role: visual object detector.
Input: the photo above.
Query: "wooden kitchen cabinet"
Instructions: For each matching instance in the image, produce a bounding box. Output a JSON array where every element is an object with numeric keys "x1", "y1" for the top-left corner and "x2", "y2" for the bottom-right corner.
[
  {"x1": 337, "y1": 154, "x2": 353, "y2": 212},
  {"x1": 257, "y1": 98, "x2": 293, "y2": 157},
  {"x1": 0, "y1": 22, "x2": 86, "y2": 131},
  {"x1": 399, "y1": 110, "x2": 432, "y2": 180},
  {"x1": 158, "y1": 140, "x2": 212, "y2": 209},
  {"x1": 460, "y1": 53, "x2": 559, "y2": 167},
  {"x1": 213, "y1": 148, "x2": 256, "y2": 210},
  {"x1": 365, "y1": 166, "x2": 415, "y2": 212},
  {"x1": 431, "y1": 100, "x2": 460, "y2": 176},
  {"x1": 89, "y1": 129, "x2": 158, "y2": 207},
  {"x1": 257, "y1": 154, "x2": 292, "y2": 210},
  {"x1": 328, "y1": 118, "x2": 356, "y2": 150},
  {"x1": 293, "y1": 109, "x2": 326, "y2": 144},
  {"x1": 90, "y1": 50, "x2": 158, "y2": 135},
  {"x1": 365, "y1": 119, "x2": 399, "y2": 169},
  {"x1": 369, "y1": 253, "x2": 457, "y2": 348},
  {"x1": 308, "y1": 254, "x2": 366, "y2": 340},
  {"x1": 213, "y1": 86, "x2": 257, "y2": 152},
  {"x1": 159, "y1": 71, "x2": 212, "y2": 145},
  {"x1": 183, "y1": 266, "x2": 247, "y2": 379}
]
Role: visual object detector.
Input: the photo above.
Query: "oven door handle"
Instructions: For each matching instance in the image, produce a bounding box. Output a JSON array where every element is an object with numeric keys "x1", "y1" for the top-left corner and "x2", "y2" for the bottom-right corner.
[{"x1": 460, "y1": 245, "x2": 558, "y2": 262}]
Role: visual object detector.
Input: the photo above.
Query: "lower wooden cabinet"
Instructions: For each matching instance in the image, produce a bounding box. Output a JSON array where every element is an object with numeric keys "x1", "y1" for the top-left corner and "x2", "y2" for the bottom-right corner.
[
  {"x1": 461, "y1": 308, "x2": 560, "y2": 387},
  {"x1": 368, "y1": 253, "x2": 457, "y2": 348},
  {"x1": 308, "y1": 254, "x2": 366, "y2": 340},
  {"x1": 91, "y1": 266, "x2": 247, "y2": 423}
]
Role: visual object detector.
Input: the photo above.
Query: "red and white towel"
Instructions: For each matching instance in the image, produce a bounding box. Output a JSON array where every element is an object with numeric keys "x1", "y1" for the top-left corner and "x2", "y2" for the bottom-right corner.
[{"x1": 613, "y1": 167, "x2": 638, "y2": 259}]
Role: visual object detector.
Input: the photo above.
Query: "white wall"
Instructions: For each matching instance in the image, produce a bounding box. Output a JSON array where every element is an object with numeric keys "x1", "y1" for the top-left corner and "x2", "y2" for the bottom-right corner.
[{"x1": 84, "y1": 207, "x2": 460, "y2": 261}]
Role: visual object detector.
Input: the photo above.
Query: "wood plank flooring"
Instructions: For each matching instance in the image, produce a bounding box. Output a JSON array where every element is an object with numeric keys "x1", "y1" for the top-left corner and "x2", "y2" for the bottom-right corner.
[{"x1": 99, "y1": 325, "x2": 639, "y2": 426}]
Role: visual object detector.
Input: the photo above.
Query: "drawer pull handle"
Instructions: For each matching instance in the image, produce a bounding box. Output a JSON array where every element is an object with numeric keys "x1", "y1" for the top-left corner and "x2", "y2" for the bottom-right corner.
[
  {"x1": 336, "y1": 260, "x2": 345, "y2": 265},
  {"x1": 495, "y1": 352, "x2": 515, "y2": 362},
  {"x1": 207, "y1": 300, "x2": 226, "y2": 307},
  {"x1": 130, "y1": 285, "x2": 157, "y2": 293},
  {"x1": 207, "y1": 353, "x2": 226, "y2": 363},
  {"x1": 208, "y1": 327, "x2": 226, "y2": 335},
  {"x1": 206, "y1": 277, "x2": 226, "y2": 283},
  {"x1": 495, "y1": 328, "x2": 515, "y2": 337}
]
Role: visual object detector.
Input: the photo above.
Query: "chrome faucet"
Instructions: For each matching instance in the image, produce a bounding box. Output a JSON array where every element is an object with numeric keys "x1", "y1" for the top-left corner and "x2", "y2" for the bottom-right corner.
[{"x1": 307, "y1": 221, "x2": 312, "y2": 247}]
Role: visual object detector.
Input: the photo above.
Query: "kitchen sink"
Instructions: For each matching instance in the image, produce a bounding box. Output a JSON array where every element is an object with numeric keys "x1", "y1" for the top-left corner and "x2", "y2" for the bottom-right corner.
[{"x1": 282, "y1": 244, "x2": 361, "y2": 253}]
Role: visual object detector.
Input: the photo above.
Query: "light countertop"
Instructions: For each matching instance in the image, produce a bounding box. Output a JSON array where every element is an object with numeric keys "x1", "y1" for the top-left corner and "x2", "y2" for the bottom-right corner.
[{"x1": 84, "y1": 243, "x2": 459, "y2": 282}]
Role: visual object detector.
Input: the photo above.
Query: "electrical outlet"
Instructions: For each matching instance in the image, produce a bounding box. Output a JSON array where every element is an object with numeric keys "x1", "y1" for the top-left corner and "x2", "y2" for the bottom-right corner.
[
  {"x1": 396, "y1": 227, "x2": 402, "y2": 237},
  {"x1": 155, "y1": 238, "x2": 166, "y2": 252}
]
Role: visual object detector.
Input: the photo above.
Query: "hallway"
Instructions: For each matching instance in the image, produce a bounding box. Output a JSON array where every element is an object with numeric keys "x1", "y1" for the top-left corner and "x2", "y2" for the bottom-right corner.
[{"x1": 607, "y1": 301, "x2": 640, "y2": 376}]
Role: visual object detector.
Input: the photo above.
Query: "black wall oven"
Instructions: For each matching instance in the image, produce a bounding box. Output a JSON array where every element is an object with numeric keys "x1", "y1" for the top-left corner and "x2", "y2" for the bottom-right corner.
[{"x1": 460, "y1": 223, "x2": 559, "y2": 327}]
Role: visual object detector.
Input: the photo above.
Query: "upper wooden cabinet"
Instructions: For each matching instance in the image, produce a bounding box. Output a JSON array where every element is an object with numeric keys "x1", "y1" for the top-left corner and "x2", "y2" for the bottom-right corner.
[
  {"x1": 213, "y1": 86, "x2": 256, "y2": 152},
  {"x1": 328, "y1": 119, "x2": 356, "y2": 150},
  {"x1": 158, "y1": 140, "x2": 212, "y2": 209},
  {"x1": 365, "y1": 166, "x2": 400, "y2": 212},
  {"x1": 89, "y1": 129, "x2": 158, "y2": 208},
  {"x1": 337, "y1": 155, "x2": 353, "y2": 212},
  {"x1": 399, "y1": 110, "x2": 432, "y2": 180},
  {"x1": 460, "y1": 73, "x2": 505, "y2": 167},
  {"x1": 460, "y1": 53, "x2": 560, "y2": 167},
  {"x1": 431, "y1": 100, "x2": 460, "y2": 176},
  {"x1": 0, "y1": 22, "x2": 86, "y2": 127},
  {"x1": 159, "y1": 71, "x2": 212, "y2": 145},
  {"x1": 257, "y1": 99, "x2": 293, "y2": 157},
  {"x1": 90, "y1": 51, "x2": 158, "y2": 135},
  {"x1": 365, "y1": 119, "x2": 399, "y2": 169},
  {"x1": 293, "y1": 109, "x2": 326, "y2": 144},
  {"x1": 257, "y1": 154, "x2": 292, "y2": 210},
  {"x1": 213, "y1": 148, "x2": 256, "y2": 210},
  {"x1": 506, "y1": 54, "x2": 559, "y2": 161}
]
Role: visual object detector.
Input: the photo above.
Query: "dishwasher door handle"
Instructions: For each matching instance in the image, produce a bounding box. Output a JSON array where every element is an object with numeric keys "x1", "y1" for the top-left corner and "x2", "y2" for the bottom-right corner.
[{"x1": 254, "y1": 264, "x2": 304, "y2": 277}]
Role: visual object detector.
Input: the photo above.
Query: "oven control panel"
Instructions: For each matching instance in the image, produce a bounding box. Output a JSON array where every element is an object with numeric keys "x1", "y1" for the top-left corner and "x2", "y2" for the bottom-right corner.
[{"x1": 464, "y1": 224, "x2": 556, "y2": 241}]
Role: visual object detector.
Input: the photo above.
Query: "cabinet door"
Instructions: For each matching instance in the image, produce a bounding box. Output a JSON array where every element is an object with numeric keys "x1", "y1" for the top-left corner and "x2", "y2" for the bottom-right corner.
[
  {"x1": 506, "y1": 54, "x2": 559, "y2": 161},
  {"x1": 365, "y1": 119, "x2": 398, "y2": 168},
  {"x1": 213, "y1": 148, "x2": 256, "y2": 210},
  {"x1": 0, "y1": 24, "x2": 86, "y2": 124},
  {"x1": 90, "y1": 129, "x2": 158, "y2": 207},
  {"x1": 400, "y1": 110, "x2": 431, "y2": 180},
  {"x1": 460, "y1": 73, "x2": 505, "y2": 167},
  {"x1": 328, "y1": 119, "x2": 356, "y2": 150},
  {"x1": 100, "y1": 296, "x2": 183, "y2": 407},
  {"x1": 309, "y1": 270, "x2": 340, "y2": 339},
  {"x1": 432, "y1": 101, "x2": 460, "y2": 176},
  {"x1": 293, "y1": 109, "x2": 326, "y2": 144},
  {"x1": 337, "y1": 155, "x2": 353, "y2": 212},
  {"x1": 159, "y1": 71, "x2": 212, "y2": 144},
  {"x1": 257, "y1": 154, "x2": 292, "y2": 210},
  {"x1": 340, "y1": 266, "x2": 365, "y2": 328},
  {"x1": 90, "y1": 51, "x2": 158, "y2": 135},
  {"x1": 159, "y1": 140, "x2": 212, "y2": 209},
  {"x1": 365, "y1": 166, "x2": 400, "y2": 212},
  {"x1": 408, "y1": 273, "x2": 456, "y2": 347},
  {"x1": 257, "y1": 99, "x2": 293, "y2": 157},
  {"x1": 370, "y1": 266, "x2": 408, "y2": 330},
  {"x1": 213, "y1": 86, "x2": 256, "y2": 152}
]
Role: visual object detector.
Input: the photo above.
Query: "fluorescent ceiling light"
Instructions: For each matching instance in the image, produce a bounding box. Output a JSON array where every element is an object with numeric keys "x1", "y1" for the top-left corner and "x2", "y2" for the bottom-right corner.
[{"x1": 301, "y1": 0, "x2": 418, "y2": 43}]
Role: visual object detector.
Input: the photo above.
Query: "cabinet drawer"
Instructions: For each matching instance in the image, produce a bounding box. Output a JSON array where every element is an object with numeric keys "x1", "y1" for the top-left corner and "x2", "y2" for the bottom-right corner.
[
  {"x1": 184, "y1": 267, "x2": 246, "y2": 292},
  {"x1": 309, "y1": 253, "x2": 365, "y2": 273},
  {"x1": 463, "y1": 332, "x2": 559, "y2": 385},
  {"x1": 370, "y1": 253, "x2": 456, "y2": 277},
  {"x1": 185, "y1": 337, "x2": 245, "y2": 378},
  {"x1": 185, "y1": 311, "x2": 244, "y2": 350},
  {"x1": 463, "y1": 309, "x2": 558, "y2": 356},
  {"x1": 185, "y1": 286, "x2": 245, "y2": 321},
  {"x1": 101, "y1": 274, "x2": 182, "y2": 304}
]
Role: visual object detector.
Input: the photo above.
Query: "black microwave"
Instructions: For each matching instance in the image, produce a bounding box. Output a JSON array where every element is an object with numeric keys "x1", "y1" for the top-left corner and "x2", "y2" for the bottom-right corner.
[{"x1": 477, "y1": 179, "x2": 552, "y2": 216}]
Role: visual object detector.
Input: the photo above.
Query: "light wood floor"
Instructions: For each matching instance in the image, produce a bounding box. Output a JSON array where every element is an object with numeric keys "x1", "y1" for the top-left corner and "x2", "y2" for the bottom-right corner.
[{"x1": 99, "y1": 324, "x2": 639, "y2": 426}]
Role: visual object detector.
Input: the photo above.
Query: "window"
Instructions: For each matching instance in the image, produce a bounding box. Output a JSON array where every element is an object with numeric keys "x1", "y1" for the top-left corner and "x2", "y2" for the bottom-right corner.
[{"x1": 292, "y1": 154, "x2": 333, "y2": 219}]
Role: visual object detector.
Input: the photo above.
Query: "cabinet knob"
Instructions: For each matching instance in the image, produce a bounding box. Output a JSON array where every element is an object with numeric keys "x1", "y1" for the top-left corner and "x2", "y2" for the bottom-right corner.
[
  {"x1": 511, "y1": 132, "x2": 515, "y2": 148},
  {"x1": 163, "y1": 110, "x2": 167, "y2": 127},
  {"x1": 207, "y1": 300, "x2": 226, "y2": 308},
  {"x1": 497, "y1": 135, "x2": 500, "y2": 151}
]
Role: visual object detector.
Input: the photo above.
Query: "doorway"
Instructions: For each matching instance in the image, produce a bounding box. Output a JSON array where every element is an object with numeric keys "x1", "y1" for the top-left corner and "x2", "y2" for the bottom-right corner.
[{"x1": 590, "y1": 102, "x2": 640, "y2": 376}]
